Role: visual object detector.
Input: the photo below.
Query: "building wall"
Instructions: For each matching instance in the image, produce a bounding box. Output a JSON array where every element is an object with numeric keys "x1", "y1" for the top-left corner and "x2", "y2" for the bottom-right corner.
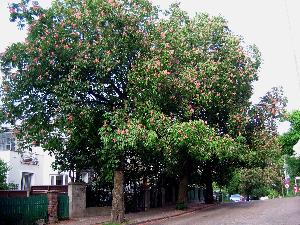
[
  {"x1": 0, "y1": 143, "x2": 69, "y2": 189},
  {"x1": 8, "y1": 149, "x2": 45, "y2": 189},
  {"x1": 0, "y1": 131, "x2": 91, "y2": 189}
]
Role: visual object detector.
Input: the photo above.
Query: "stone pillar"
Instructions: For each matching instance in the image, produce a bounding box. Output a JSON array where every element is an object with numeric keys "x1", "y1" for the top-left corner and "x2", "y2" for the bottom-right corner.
[
  {"x1": 195, "y1": 187, "x2": 199, "y2": 201},
  {"x1": 47, "y1": 191, "x2": 58, "y2": 223},
  {"x1": 188, "y1": 190, "x2": 192, "y2": 201},
  {"x1": 68, "y1": 182, "x2": 86, "y2": 218},
  {"x1": 199, "y1": 187, "x2": 205, "y2": 203},
  {"x1": 191, "y1": 189, "x2": 195, "y2": 201},
  {"x1": 161, "y1": 187, "x2": 166, "y2": 207},
  {"x1": 144, "y1": 189, "x2": 150, "y2": 211},
  {"x1": 172, "y1": 186, "x2": 176, "y2": 203}
]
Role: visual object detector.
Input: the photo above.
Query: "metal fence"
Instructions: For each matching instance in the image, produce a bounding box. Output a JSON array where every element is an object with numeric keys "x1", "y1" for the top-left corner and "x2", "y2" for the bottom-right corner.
[
  {"x1": 0, "y1": 195, "x2": 48, "y2": 225},
  {"x1": 57, "y1": 194, "x2": 69, "y2": 220}
]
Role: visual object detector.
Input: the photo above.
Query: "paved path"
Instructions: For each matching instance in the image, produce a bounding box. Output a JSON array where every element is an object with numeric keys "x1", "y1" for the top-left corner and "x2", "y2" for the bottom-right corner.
[
  {"x1": 147, "y1": 197, "x2": 300, "y2": 225},
  {"x1": 51, "y1": 203, "x2": 215, "y2": 225}
]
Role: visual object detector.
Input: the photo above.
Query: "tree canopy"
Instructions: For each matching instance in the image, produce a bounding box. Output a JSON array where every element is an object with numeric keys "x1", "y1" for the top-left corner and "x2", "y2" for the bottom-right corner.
[
  {"x1": 280, "y1": 110, "x2": 300, "y2": 155},
  {"x1": 0, "y1": 0, "x2": 286, "y2": 222},
  {"x1": 1, "y1": 0, "x2": 159, "y2": 178}
]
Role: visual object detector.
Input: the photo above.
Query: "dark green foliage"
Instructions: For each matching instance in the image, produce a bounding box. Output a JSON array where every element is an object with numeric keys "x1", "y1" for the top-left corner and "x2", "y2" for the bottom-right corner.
[
  {"x1": 0, "y1": 159, "x2": 9, "y2": 190},
  {"x1": 280, "y1": 110, "x2": 300, "y2": 155},
  {"x1": 175, "y1": 202, "x2": 187, "y2": 210}
]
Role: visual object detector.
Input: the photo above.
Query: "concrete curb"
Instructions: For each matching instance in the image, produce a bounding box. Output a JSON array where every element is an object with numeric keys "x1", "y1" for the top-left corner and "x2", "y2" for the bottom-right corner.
[{"x1": 128, "y1": 204, "x2": 218, "y2": 225}]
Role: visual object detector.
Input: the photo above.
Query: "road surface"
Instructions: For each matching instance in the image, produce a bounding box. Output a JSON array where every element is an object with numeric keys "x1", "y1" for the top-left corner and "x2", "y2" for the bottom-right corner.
[{"x1": 148, "y1": 197, "x2": 300, "y2": 225}]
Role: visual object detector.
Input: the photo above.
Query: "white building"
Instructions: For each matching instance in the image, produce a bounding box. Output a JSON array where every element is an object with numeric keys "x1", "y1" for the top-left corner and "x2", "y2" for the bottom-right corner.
[
  {"x1": 0, "y1": 131, "x2": 70, "y2": 190},
  {"x1": 293, "y1": 139, "x2": 300, "y2": 157}
]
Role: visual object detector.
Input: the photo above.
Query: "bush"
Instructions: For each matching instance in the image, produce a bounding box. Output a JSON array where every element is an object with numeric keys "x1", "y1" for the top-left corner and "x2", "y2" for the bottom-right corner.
[
  {"x1": 267, "y1": 189, "x2": 279, "y2": 199},
  {"x1": 176, "y1": 202, "x2": 187, "y2": 210},
  {"x1": 0, "y1": 159, "x2": 9, "y2": 190}
]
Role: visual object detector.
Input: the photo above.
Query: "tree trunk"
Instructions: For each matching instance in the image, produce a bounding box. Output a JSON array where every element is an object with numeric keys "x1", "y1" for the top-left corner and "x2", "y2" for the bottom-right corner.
[
  {"x1": 204, "y1": 165, "x2": 214, "y2": 204},
  {"x1": 111, "y1": 170, "x2": 125, "y2": 223},
  {"x1": 177, "y1": 174, "x2": 188, "y2": 205},
  {"x1": 177, "y1": 152, "x2": 191, "y2": 207}
]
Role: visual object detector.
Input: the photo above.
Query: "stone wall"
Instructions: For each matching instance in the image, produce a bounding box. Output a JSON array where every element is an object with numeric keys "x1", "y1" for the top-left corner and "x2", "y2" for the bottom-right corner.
[
  {"x1": 68, "y1": 182, "x2": 86, "y2": 218},
  {"x1": 47, "y1": 191, "x2": 58, "y2": 223}
]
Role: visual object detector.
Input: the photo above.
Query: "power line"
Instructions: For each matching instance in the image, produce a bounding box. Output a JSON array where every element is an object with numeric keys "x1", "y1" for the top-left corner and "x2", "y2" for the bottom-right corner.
[{"x1": 284, "y1": 0, "x2": 300, "y2": 91}]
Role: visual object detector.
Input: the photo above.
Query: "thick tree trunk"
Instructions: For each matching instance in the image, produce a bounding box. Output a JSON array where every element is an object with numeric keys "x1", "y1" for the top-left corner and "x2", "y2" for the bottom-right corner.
[
  {"x1": 204, "y1": 165, "x2": 214, "y2": 204},
  {"x1": 177, "y1": 174, "x2": 188, "y2": 205},
  {"x1": 111, "y1": 170, "x2": 125, "y2": 223}
]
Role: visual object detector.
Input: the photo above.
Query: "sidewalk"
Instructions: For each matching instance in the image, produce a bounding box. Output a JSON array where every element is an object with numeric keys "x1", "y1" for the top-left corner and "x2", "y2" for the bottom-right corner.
[{"x1": 52, "y1": 202, "x2": 217, "y2": 225}]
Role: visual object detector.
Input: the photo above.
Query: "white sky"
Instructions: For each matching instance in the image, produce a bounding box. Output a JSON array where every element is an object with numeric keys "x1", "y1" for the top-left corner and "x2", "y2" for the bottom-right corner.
[{"x1": 1, "y1": 0, "x2": 300, "y2": 133}]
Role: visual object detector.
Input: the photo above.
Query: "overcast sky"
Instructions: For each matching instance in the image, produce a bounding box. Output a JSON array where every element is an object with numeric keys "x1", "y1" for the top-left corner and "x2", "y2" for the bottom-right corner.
[{"x1": 1, "y1": 0, "x2": 300, "y2": 133}]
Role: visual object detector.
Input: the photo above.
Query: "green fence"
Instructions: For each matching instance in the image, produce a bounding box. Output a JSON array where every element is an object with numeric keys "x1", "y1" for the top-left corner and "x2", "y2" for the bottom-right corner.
[
  {"x1": 0, "y1": 195, "x2": 48, "y2": 225},
  {"x1": 57, "y1": 194, "x2": 69, "y2": 220}
]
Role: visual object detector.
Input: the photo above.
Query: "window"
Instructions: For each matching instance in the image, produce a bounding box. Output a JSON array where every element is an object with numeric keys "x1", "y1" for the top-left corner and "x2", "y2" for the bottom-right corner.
[
  {"x1": 51, "y1": 176, "x2": 55, "y2": 185},
  {"x1": 0, "y1": 133, "x2": 16, "y2": 151},
  {"x1": 81, "y1": 172, "x2": 89, "y2": 183},
  {"x1": 50, "y1": 174, "x2": 68, "y2": 185},
  {"x1": 65, "y1": 174, "x2": 68, "y2": 185},
  {"x1": 56, "y1": 175, "x2": 63, "y2": 185},
  {"x1": 21, "y1": 172, "x2": 33, "y2": 190}
]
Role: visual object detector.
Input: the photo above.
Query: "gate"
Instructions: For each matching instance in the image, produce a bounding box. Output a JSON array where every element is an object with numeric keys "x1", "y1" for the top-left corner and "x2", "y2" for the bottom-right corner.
[
  {"x1": 57, "y1": 194, "x2": 69, "y2": 220},
  {"x1": 0, "y1": 195, "x2": 48, "y2": 225}
]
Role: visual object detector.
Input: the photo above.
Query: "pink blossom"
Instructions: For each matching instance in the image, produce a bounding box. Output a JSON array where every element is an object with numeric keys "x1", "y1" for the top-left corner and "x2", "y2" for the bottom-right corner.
[
  {"x1": 163, "y1": 70, "x2": 170, "y2": 75},
  {"x1": 67, "y1": 113, "x2": 73, "y2": 122},
  {"x1": 33, "y1": 57, "x2": 38, "y2": 63},
  {"x1": 12, "y1": 55, "x2": 17, "y2": 61},
  {"x1": 75, "y1": 12, "x2": 81, "y2": 19},
  {"x1": 108, "y1": 0, "x2": 116, "y2": 6},
  {"x1": 33, "y1": 5, "x2": 40, "y2": 11},
  {"x1": 38, "y1": 14, "x2": 45, "y2": 19},
  {"x1": 195, "y1": 81, "x2": 200, "y2": 88},
  {"x1": 160, "y1": 32, "x2": 166, "y2": 39},
  {"x1": 11, "y1": 73, "x2": 17, "y2": 80},
  {"x1": 112, "y1": 138, "x2": 117, "y2": 143},
  {"x1": 9, "y1": 7, "x2": 16, "y2": 14}
]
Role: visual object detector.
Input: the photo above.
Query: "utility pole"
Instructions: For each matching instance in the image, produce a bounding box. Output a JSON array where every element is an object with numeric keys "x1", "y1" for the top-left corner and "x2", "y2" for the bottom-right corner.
[{"x1": 283, "y1": 155, "x2": 290, "y2": 196}]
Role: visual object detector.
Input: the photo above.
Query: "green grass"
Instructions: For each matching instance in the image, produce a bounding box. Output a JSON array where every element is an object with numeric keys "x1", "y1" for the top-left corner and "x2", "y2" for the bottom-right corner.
[
  {"x1": 103, "y1": 222, "x2": 122, "y2": 225},
  {"x1": 103, "y1": 220, "x2": 130, "y2": 225}
]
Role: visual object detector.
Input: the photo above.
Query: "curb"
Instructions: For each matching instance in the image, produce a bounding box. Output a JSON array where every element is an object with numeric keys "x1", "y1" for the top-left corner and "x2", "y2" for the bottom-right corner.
[{"x1": 128, "y1": 204, "x2": 218, "y2": 225}]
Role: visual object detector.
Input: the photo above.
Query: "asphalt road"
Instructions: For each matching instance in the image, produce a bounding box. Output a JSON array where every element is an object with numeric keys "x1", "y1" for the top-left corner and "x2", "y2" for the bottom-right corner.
[{"x1": 148, "y1": 197, "x2": 300, "y2": 225}]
